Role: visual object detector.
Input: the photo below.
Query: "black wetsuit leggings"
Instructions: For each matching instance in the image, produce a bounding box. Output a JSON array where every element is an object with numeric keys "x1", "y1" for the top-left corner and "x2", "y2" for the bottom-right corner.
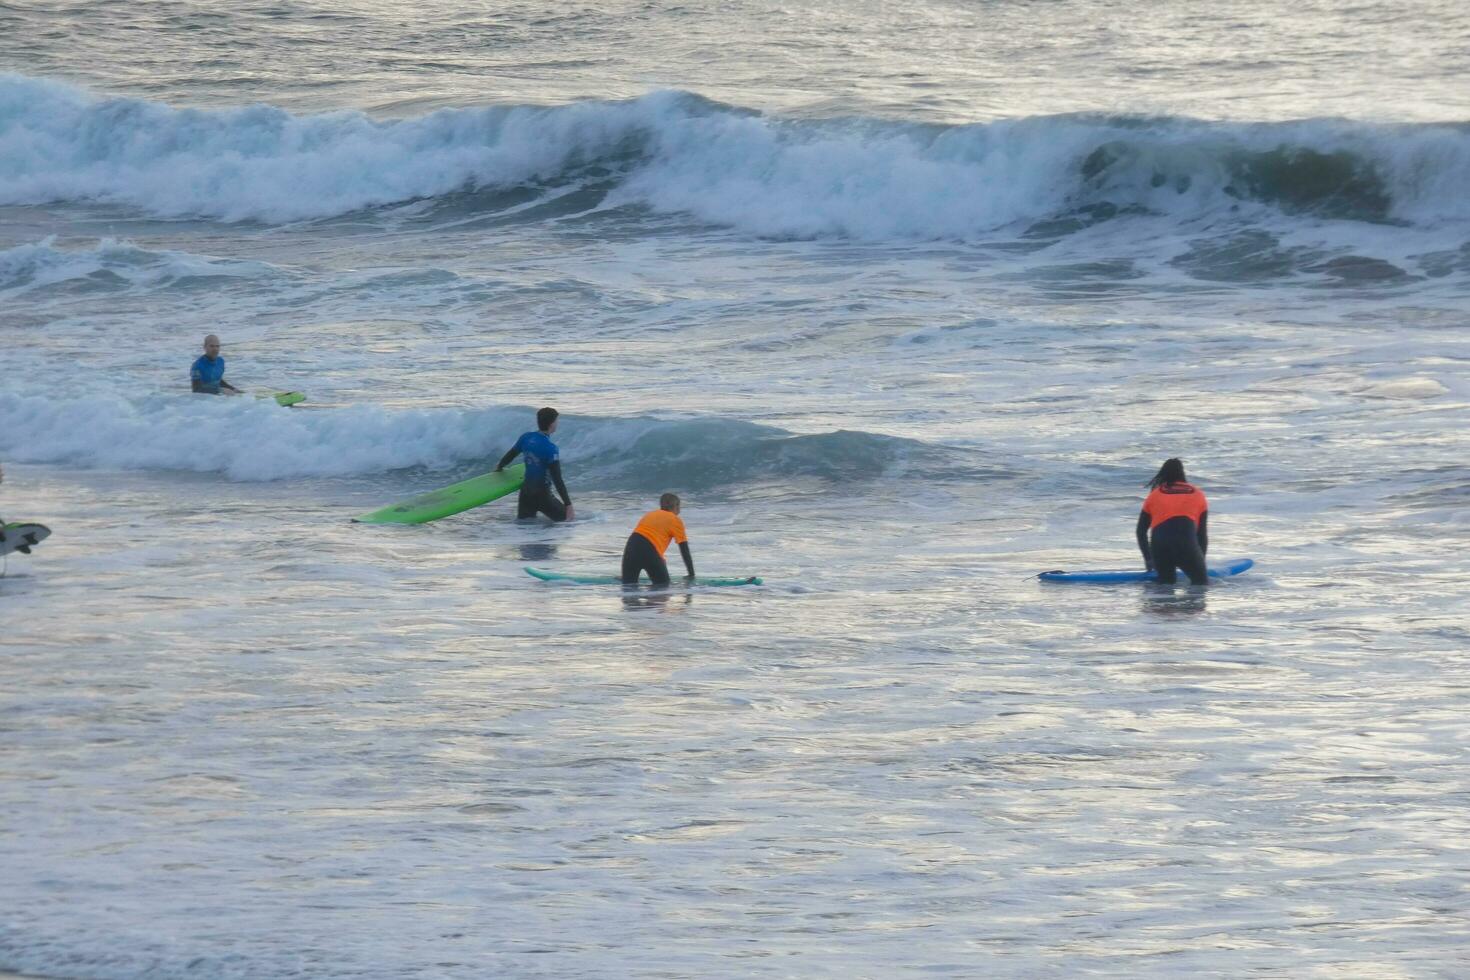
[
  {"x1": 517, "y1": 483, "x2": 567, "y2": 522},
  {"x1": 621, "y1": 532, "x2": 670, "y2": 586},
  {"x1": 1150, "y1": 517, "x2": 1208, "y2": 585}
]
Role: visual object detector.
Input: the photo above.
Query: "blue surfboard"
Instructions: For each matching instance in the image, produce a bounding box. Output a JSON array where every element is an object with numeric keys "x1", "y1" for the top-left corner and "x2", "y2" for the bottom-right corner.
[{"x1": 1038, "y1": 557, "x2": 1254, "y2": 583}]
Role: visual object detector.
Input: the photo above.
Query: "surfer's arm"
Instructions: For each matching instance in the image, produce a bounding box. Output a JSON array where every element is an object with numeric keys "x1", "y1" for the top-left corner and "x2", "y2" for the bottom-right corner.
[
  {"x1": 220, "y1": 379, "x2": 242, "y2": 394},
  {"x1": 494, "y1": 446, "x2": 520, "y2": 471},
  {"x1": 548, "y1": 461, "x2": 571, "y2": 507},
  {"x1": 1197, "y1": 511, "x2": 1208, "y2": 555},
  {"x1": 678, "y1": 541, "x2": 695, "y2": 578},
  {"x1": 1136, "y1": 511, "x2": 1153, "y2": 569}
]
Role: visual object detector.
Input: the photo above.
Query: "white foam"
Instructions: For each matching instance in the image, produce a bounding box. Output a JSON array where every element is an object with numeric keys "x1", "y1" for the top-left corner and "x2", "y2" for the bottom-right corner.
[
  {"x1": 0, "y1": 75, "x2": 688, "y2": 223},
  {"x1": 0, "y1": 393, "x2": 521, "y2": 481}
]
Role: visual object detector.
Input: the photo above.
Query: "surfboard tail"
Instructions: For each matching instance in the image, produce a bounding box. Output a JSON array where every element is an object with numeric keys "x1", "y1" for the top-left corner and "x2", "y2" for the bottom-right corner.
[{"x1": 356, "y1": 465, "x2": 526, "y2": 524}]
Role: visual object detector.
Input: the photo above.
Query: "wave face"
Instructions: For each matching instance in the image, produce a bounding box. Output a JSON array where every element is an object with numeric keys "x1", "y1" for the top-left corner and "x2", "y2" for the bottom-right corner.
[
  {"x1": 0, "y1": 394, "x2": 974, "y2": 489},
  {"x1": 3, "y1": 75, "x2": 1469, "y2": 237},
  {"x1": 0, "y1": 237, "x2": 280, "y2": 293}
]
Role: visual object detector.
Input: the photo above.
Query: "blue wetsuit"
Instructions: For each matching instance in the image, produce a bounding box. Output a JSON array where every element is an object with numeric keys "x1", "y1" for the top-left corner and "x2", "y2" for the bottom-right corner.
[
  {"x1": 497, "y1": 430, "x2": 571, "y2": 521},
  {"x1": 190, "y1": 354, "x2": 231, "y2": 394}
]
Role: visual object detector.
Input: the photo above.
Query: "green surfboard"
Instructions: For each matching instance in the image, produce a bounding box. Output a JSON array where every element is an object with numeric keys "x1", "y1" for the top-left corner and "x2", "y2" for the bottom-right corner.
[
  {"x1": 525, "y1": 566, "x2": 762, "y2": 587},
  {"x1": 255, "y1": 391, "x2": 306, "y2": 407},
  {"x1": 354, "y1": 464, "x2": 525, "y2": 524}
]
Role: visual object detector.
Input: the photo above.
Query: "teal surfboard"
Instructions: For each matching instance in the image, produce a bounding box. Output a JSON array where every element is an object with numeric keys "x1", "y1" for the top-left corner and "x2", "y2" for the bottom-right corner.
[
  {"x1": 1038, "y1": 557, "x2": 1254, "y2": 583},
  {"x1": 354, "y1": 464, "x2": 525, "y2": 524},
  {"x1": 526, "y1": 566, "x2": 762, "y2": 587},
  {"x1": 0, "y1": 522, "x2": 50, "y2": 557}
]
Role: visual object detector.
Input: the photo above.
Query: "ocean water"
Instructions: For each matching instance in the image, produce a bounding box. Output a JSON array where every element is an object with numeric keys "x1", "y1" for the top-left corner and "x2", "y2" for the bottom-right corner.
[{"x1": 2, "y1": 1, "x2": 1469, "y2": 977}]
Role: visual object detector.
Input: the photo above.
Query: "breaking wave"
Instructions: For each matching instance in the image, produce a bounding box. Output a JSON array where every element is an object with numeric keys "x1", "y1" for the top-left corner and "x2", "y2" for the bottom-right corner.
[
  {"x1": 4, "y1": 75, "x2": 1469, "y2": 240},
  {"x1": 0, "y1": 393, "x2": 975, "y2": 489}
]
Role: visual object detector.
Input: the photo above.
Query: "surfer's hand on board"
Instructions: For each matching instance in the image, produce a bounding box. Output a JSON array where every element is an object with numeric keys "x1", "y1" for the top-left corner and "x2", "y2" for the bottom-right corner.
[{"x1": 564, "y1": 505, "x2": 575, "y2": 521}]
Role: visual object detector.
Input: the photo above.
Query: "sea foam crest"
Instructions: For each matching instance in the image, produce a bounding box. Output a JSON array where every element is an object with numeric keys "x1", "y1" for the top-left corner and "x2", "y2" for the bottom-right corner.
[
  {"x1": 3, "y1": 74, "x2": 1469, "y2": 236},
  {"x1": 0, "y1": 393, "x2": 518, "y2": 481}
]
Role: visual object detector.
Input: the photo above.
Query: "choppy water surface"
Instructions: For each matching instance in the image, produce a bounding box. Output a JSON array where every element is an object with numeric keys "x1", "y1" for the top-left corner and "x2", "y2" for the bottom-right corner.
[{"x1": 2, "y1": 1, "x2": 1469, "y2": 977}]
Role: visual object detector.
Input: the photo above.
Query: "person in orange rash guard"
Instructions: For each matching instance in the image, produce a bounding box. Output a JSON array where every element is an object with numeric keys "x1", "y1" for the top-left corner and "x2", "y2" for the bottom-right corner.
[
  {"x1": 621, "y1": 492, "x2": 695, "y2": 586},
  {"x1": 1136, "y1": 457, "x2": 1209, "y2": 585}
]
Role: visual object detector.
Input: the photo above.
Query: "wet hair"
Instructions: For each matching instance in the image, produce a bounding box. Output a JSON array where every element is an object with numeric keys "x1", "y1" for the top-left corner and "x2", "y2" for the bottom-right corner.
[
  {"x1": 660, "y1": 492, "x2": 680, "y2": 510},
  {"x1": 536, "y1": 406, "x2": 558, "y2": 431},
  {"x1": 1147, "y1": 457, "x2": 1188, "y2": 489}
]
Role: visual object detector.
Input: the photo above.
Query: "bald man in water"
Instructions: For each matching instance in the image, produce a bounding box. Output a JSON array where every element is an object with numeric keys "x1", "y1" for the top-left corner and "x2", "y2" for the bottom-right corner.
[{"x1": 190, "y1": 334, "x2": 242, "y2": 395}]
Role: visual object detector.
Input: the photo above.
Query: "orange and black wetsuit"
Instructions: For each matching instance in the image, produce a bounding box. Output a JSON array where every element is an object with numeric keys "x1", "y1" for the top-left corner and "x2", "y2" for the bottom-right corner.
[
  {"x1": 621, "y1": 509, "x2": 694, "y2": 586},
  {"x1": 1137, "y1": 482, "x2": 1209, "y2": 585}
]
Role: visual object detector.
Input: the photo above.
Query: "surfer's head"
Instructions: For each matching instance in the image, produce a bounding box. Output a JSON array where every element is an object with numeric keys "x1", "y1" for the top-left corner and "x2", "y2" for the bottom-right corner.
[
  {"x1": 202, "y1": 334, "x2": 221, "y2": 357},
  {"x1": 1147, "y1": 457, "x2": 1188, "y2": 489},
  {"x1": 537, "y1": 406, "x2": 559, "y2": 433},
  {"x1": 660, "y1": 492, "x2": 681, "y2": 514}
]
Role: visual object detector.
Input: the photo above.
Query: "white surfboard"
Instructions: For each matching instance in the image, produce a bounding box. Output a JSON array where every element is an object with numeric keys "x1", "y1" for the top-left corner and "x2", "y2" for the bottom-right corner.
[{"x1": 0, "y1": 522, "x2": 50, "y2": 557}]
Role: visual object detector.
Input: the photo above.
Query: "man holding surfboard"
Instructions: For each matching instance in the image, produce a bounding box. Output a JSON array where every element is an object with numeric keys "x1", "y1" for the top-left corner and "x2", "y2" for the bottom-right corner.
[
  {"x1": 190, "y1": 335, "x2": 242, "y2": 395},
  {"x1": 496, "y1": 407, "x2": 574, "y2": 522}
]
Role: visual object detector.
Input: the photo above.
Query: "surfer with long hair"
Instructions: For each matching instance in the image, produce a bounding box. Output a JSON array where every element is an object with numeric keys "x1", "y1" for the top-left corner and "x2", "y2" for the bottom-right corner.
[{"x1": 1137, "y1": 458, "x2": 1209, "y2": 585}]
